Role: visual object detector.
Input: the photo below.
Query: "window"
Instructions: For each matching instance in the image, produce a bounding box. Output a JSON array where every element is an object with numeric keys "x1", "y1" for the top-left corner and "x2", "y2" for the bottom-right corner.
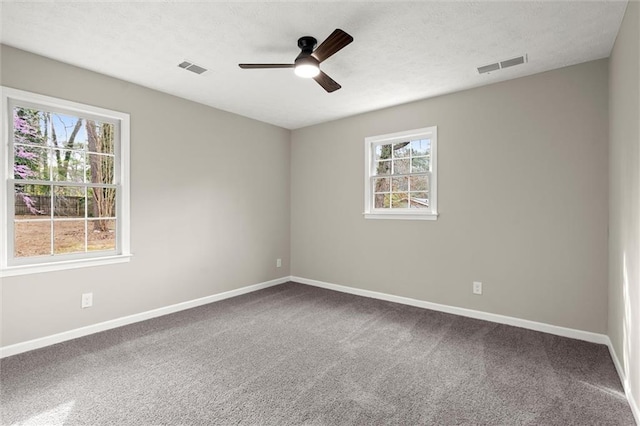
[
  {"x1": 1, "y1": 87, "x2": 130, "y2": 276},
  {"x1": 364, "y1": 126, "x2": 437, "y2": 220}
]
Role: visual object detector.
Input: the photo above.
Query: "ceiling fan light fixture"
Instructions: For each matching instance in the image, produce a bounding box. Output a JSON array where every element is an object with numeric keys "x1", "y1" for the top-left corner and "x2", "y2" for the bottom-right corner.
[
  {"x1": 294, "y1": 56, "x2": 320, "y2": 78},
  {"x1": 295, "y1": 63, "x2": 320, "y2": 78}
]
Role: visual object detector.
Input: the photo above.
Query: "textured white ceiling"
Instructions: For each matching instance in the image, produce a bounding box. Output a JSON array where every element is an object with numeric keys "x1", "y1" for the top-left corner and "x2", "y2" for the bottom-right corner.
[{"x1": 0, "y1": 1, "x2": 628, "y2": 129}]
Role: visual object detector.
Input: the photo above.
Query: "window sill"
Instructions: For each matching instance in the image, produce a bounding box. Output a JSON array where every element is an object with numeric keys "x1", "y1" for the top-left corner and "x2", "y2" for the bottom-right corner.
[
  {"x1": 1, "y1": 254, "x2": 132, "y2": 277},
  {"x1": 363, "y1": 211, "x2": 439, "y2": 221}
]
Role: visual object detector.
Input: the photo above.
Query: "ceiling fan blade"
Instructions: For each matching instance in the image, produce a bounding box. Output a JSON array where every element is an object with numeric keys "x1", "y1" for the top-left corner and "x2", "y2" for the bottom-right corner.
[
  {"x1": 311, "y1": 29, "x2": 354, "y2": 63},
  {"x1": 239, "y1": 64, "x2": 295, "y2": 69},
  {"x1": 313, "y1": 71, "x2": 341, "y2": 93}
]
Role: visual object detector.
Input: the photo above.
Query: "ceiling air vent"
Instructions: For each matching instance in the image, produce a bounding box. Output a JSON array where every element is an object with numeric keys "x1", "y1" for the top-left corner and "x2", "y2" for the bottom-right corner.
[
  {"x1": 477, "y1": 63, "x2": 500, "y2": 74},
  {"x1": 477, "y1": 54, "x2": 528, "y2": 74},
  {"x1": 178, "y1": 60, "x2": 207, "y2": 75}
]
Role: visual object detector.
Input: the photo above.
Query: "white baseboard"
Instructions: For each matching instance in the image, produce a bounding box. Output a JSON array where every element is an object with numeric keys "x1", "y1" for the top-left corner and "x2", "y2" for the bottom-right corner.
[
  {"x1": 0, "y1": 276, "x2": 289, "y2": 359},
  {"x1": 607, "y1": 339, "x2": 640, "y2": 425},
  {"x1": 291, "y1": 276, "x2": 609, "y2": 344}
]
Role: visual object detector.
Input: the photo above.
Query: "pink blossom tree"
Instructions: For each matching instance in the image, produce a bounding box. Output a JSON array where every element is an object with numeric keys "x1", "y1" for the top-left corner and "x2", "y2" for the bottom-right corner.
[{"x1": 13, "y1": 110, "x2": 44, "y2": 214}]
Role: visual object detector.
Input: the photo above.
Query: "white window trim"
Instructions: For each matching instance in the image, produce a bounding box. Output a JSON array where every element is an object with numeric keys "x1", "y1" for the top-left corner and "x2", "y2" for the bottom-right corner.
[
  {"x1": 363, "y1": 126, "x2": 438, "y2": 220},
  {"x1": 1, "y1": 86, "x2": 131, "y2": 277}
]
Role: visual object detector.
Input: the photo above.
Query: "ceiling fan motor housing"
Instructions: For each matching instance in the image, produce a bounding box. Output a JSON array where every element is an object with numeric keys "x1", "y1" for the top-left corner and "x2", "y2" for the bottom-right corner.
[
  {"x1": 297, "y1": 36, "x2": 317, "y2": 57},
  {"x1": 295, "y1": 36, "x2": 320, "y2": 77}
]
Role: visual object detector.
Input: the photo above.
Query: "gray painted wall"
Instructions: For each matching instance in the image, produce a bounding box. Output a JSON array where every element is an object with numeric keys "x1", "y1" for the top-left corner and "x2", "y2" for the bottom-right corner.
[
  {"x1": 0, "y1": 45, "x2": 291, "y2": 346},
  {"x1": 291, "y1": 59, "x2": 609, "y2": 334},
  {"x1": 609, "y1": 0, "x2": 640, "y2": 416}
]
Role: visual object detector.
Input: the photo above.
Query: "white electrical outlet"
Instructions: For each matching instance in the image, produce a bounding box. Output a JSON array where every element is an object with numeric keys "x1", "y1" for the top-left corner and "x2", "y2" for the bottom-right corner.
[
  {"x1": 473, "y1": 281, "x2": 482, "y2": 295},
  {"x1": 276, "y1": 258, "x2": 282, "y2": 268},
  {"x1": 81, "y1": 292, "x2": 93, "y2": 308}
]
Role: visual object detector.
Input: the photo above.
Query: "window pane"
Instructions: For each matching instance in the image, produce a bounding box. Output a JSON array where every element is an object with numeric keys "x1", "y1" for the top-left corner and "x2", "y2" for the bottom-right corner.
[
  {"x1": 14, "y1": 145, "x2": 49, "y2": 181},
  {"x1": 52, "y1": 149, "x2": 85, "y2": 182},
  {"x1": 391, "y1": 193, "x2": 409, "y2": 208},
  {"x1": 374, "y1": 177, "x2": 390, "y2": 193},
  {"x1": 88, "y1": 188, "x2": 117, "y2": 218},
  {"x1": 375, "y1": 194, "x2": 390, "y2": 208},
  {"x1": 87, "y1": 154, "x2": 114, "y2": 185},
  {"x1": 14, "y1": 184, "x2": 50, "y2": 217},
  {"x1": 88, "y1": 219, "x2": 116, "y2": 252},
  {"x1": 393, "y1": 142, "x2": 410, "y2": 158},
  {"x1": 375, "y1": 160, "x2": 391, "y2": 175},
  {"x1": 393, "y1": 159, "x2": 410, "y2": 175},
  {"x1": 14, "y1": 220, "x2": 51, "y2": 258},
  {"x1": 411, "y1": 139, "x2": 430, "y2": 156},
  {"x1": 375, "y1": 144, "x2": 392, "y2": 161},
  {"x1": 53, "y1": 220, "x2": 86, "y2": 255},
  {"x1": 410, "y1": 192, "x2": 429, "y2": 209},
  {"x1": 49, "y1": 113, "x2": 86, "y2": 150},
  {"x1": 409, "y1": 175, "x2": 429, "y2": 191},
  {"x1": 86, "y1": 121, "x2": 115, "y2": 155},
  {"x1": 411, "y1": 157, "x2": 429, "y2": 173},
  {"x1": 13, "y1": 107, "x2": 46, "y2": 146},
  {"x1": 54, "y1": 186, "x2": 85, "y2": 218},
  {"x1": 392, "y1": 176, "x2": 408, "y2": 191}
]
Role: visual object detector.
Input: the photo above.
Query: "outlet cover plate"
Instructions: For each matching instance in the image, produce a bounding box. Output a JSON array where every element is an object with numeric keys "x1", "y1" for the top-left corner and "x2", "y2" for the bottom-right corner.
[{"x1": 81, "y1": 292, "x2": 93, "y2": 308}]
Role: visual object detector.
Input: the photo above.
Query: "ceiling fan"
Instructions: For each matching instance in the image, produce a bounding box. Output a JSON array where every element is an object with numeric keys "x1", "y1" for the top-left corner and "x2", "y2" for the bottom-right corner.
[{"x1": 239, "y1": 29, "x2": 354, "y2": 93}]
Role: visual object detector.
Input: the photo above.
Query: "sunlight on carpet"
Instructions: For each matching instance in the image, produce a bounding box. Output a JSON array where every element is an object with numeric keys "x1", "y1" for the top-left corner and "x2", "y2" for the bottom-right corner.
[{"x1": 16, "y1": 400, "x2": 75, "y2": 426}]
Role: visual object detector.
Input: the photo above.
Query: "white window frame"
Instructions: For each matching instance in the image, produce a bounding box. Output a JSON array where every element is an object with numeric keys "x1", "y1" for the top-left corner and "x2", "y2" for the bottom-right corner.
[
  {"x1": 1, "y1": 87, "x2": 131, "y2": 277},
  {"x1": 364, "y1": 126, "x2": 438, "y2": 220}
]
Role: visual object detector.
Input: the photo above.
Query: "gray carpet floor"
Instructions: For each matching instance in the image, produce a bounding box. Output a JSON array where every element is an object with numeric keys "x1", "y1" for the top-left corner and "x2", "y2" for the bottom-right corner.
[{"x1": 0, "y1": 282, "x2": 636, "y2": 425}]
